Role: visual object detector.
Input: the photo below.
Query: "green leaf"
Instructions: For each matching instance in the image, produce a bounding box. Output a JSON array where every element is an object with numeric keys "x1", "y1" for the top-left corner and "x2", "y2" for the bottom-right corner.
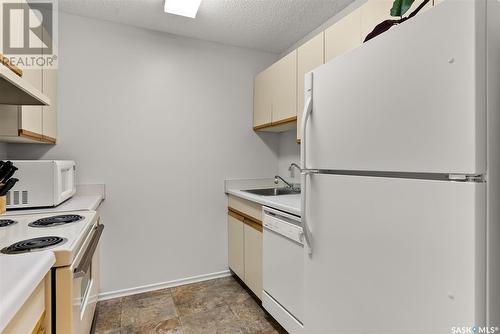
[
  {"x1": 400, "y1": 0, "x2": 416, "y2": 15},
  {"x1": 390, "y1": 0, "x2": 403, "y2": 16},
  {"x1": 390, "y1": 0, "x2": 416, "y2": 17}
]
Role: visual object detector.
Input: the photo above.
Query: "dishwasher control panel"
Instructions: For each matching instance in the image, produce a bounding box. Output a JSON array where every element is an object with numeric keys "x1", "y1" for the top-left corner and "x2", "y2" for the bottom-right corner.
[{"x1": 263, "y1": 211, "x2": 303, "y2": 244}]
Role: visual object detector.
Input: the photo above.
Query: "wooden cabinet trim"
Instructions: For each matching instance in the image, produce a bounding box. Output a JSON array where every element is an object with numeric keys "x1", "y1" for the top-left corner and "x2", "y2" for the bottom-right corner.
[
  {"x1": 41, "y1": 135, "x2": 56, "y2": 144},
  {"x1": 253, "y1": 116, "x2": 297, "y2": 131},
  {"x1": 228, "y1": 210, "x2": 245, "y2": 222},
  {"x1": 18, "y1": 129, "x2": 56, "y2": 144},
  {"x1": 19, "y1": 129, "x2": 43, "y2": 141},
  {"x1": 228, "y1": 207, "x2": 262, "y2": 231},
  {"x1": 244, "y1": 218, "x2": 263, "y2": 233},
  {"x1": 31, "y1": 310, "x2": 46, "y2": 334},
  {"x1": 0, "y1": 53, "x2": 23, "y2": 77},
  {"x1": 253, "y1": 122, "x2": 273, "y2": 131}
]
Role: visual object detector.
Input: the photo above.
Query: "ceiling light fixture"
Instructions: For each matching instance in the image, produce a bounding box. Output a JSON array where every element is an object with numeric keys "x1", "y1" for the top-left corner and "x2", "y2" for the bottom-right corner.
[{"x1": 164, "y1": 0, "x2": 202, "y2": 18}]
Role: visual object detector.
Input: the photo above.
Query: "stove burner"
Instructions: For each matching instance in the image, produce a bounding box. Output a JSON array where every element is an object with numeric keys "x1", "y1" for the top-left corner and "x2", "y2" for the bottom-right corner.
[
  {"x1": 0, "y1": 236, "x2": 66, "y2": 254},
  {"x1": 0, "y1": 219, "x2": 17, "y2": 228},
  {"x1": 28, "y1": 214, "x2": 84, "y2": 228}
]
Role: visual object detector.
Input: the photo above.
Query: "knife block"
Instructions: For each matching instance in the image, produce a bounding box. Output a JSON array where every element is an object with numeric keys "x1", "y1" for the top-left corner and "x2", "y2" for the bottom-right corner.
[{"x1": 0, "y1": 196, "x2": 5, "y2": 215}]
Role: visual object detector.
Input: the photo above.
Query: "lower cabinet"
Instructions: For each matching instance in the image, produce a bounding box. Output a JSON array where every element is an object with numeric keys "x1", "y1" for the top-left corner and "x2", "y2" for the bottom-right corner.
[
  {"x1": 227, "y1": 197, "x2": 263, "y2": 300},
  {"x1": 243, "y1": 223, "x2": 263, "y2": 300},
  {"x1": 3, "y1": 273, "x2": 50, "y2": 334},
  {"x1": 228, "y1": 212, "x2": 245, "y2": 279}
]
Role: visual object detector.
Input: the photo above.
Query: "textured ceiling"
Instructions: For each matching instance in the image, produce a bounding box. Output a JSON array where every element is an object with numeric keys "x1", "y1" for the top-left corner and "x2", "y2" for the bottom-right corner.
[{"x1": 59, "y1": 0, "x2": 354, "y2": 54}]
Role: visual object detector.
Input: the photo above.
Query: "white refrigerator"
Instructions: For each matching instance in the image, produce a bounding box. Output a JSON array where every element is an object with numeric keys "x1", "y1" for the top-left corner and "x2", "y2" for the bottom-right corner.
[{"x1": 300, "y1": 1, "x2": 500, "y2": 333}]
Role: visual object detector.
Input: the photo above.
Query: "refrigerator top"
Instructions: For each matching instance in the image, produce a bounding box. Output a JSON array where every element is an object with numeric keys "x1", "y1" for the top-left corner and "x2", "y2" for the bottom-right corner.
[{"x1": 304, "y1": 0, "x2": 486, "y2": 176}]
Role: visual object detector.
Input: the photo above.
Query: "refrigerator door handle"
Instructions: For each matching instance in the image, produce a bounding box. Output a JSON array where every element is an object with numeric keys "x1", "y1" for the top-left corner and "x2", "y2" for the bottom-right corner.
[{"x1": 301, "y1": 72, "x2": 313, "y2": 254}]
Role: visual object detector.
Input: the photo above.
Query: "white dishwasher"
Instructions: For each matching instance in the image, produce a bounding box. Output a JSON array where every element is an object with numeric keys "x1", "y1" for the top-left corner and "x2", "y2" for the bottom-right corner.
[{"x1": 262, "y1": 206, "x2": 304, "y2": 334}]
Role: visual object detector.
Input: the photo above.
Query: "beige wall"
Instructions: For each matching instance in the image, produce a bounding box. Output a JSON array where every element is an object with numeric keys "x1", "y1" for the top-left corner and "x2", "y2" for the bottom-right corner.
[
  {"x1": 7, "y1": 12, "x2": 279, "y2": 295},
  {"x1": 277, "y1": 130, "x2": 300, "y2": 183}
]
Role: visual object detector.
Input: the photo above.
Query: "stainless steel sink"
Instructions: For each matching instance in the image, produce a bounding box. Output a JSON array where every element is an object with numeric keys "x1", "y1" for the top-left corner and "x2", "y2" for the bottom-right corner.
[{"x1": 243, "y1": 187, "x2": 300, "y2": 196}]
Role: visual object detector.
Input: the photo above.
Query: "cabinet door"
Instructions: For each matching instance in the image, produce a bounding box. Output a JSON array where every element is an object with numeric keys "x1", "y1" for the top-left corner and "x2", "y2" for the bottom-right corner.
[
  {"x1": 0, "y1": 105, "x2": 20, "y2": 136},
  {"x1": 253, "y1": 68, "x2": 273, "y2": 128},
  {"x1": 19, "y1": 2, "x2": 44, "y2": 136},
  {"x1": 42, "y1": 12, "x2": 57, "y2": 143},
  {"x1": 228, "y1": 214, "x2": 245, "y2": 279},
  {"x1": 20, "y1": 68, "x2": 43, "y2": 135},
  {"x1": 244, "y1": 223, "x2": 263, "y2": 300},
  {"x1": 272, "y1": 50, "x2": 297, "y2": 123},
  {"x1": 297, "y1": 32, "x2": 324, "y2": 141},
  {"x1": 3, "y1": 276, "x2": 46, "y2": 334},
  {"x1": 361, "y1": 0, "x2": 432, "y2": 41},
  {"x1": 325, "y1": 7, "x2": 362, "y2": 63},
  {"x1": 42, "y1": 69, "x2": 57, "y2": 142}
]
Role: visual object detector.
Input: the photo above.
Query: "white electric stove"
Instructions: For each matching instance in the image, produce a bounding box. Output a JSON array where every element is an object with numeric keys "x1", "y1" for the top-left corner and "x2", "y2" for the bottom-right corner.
[
  {"x1": 0, "y1": 210, "x2": 102, "y2": 334},
  {"x1": 0, "y1": 211, "x2": 98, "y2": 267}
]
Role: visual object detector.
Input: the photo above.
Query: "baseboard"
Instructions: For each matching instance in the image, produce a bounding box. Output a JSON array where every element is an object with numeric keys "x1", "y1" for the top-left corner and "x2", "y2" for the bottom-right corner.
[{"x1": 98, "y1": 270, "x2": 231, "y2": 301}]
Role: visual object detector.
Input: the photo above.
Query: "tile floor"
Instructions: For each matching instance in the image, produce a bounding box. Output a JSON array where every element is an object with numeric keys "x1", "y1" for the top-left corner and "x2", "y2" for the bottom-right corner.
[{"x1": 94, "y1": 275, "x2": 287, "y2": 334}]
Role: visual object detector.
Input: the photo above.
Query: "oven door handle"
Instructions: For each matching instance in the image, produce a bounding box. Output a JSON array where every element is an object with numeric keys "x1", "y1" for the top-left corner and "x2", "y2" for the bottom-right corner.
[{"x1": 74, "y1": 224, "x2": 104, "y2": 278}]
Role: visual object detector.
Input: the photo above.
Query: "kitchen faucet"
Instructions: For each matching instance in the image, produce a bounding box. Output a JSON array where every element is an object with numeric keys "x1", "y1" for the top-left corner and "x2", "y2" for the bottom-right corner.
[
  {"x1": 274, "y1": 175, "x2": 294, "y2": 189},
  {"x1": 288, "y1": 163, "x2": 301, "y2": 177}
]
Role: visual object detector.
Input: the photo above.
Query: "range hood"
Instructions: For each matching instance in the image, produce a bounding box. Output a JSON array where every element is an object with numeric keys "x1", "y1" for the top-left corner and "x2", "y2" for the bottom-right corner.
[{"x1": 0, "y1": 63, "x2": 50, "y2": 106}]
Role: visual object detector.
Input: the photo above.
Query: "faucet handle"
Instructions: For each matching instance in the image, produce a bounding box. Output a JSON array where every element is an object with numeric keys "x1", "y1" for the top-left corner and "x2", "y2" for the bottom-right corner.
[{"x1": 288, "y1": 163, "x2": 301, "y2": 178}]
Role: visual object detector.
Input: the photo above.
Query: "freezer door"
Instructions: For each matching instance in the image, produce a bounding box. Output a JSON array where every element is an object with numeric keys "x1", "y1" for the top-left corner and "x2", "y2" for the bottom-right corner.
[
  {"x1": 307, "y1": 0, "x2": 486, "y2": 174},
  {"x1": 303, "y1": 174, "x2": 486, "y2": 333}
]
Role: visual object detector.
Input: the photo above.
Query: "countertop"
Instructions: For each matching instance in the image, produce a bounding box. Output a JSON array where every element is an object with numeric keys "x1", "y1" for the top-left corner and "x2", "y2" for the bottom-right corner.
[
  {"x1": 0, "y1": 251, "x2": 56, "y2": 332},
  {"x1": 6, "y1": 194, "x2": 104, "y2": 215},
  {"x1": 5, "y1": 184, "x2": 105, "y2": 215},
  {"x1": 227, "y1": 189, "x2": 301, "y2": 217}
]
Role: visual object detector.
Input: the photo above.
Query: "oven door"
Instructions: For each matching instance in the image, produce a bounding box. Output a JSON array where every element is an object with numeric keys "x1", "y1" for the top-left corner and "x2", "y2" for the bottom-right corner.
[{"x1": 56, "y1": 223, "x2": 103, "y2": 334}]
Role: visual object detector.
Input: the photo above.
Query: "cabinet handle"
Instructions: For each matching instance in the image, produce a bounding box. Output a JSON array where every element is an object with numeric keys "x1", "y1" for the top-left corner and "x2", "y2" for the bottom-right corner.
[
  {"x1": 243, "y1": 218, "x2": 263, "y2": 233},
  {"x1": 228, "y1": 210, "x2": 245, "y2": 222}
]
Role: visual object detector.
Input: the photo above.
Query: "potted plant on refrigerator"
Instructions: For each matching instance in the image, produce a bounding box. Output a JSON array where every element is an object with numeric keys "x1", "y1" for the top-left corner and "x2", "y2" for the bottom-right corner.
[{"x1": 364, "y1": 0, "x2": 432, "y2": 42}]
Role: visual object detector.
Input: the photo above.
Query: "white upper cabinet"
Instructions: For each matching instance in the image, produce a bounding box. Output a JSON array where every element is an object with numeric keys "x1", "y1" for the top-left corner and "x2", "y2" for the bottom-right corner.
[
  {"x1": 20, "y1": 69, "x2": 43, "y2": 136},
  {"x1": 271, "y1": 50, "x2": 297, "y2": 124},
  {"x1": 0, "y1": 0, "x2": 57, "y2": 144},
  {"x1": 253, "y1": 67, "x2": 273, "y2": 129},
  {"x1": 325, "y1": 8, "x2": 362, "y2": 63},
  {"x1": 42, "y1": 69, "x2": 58, "y2": 141},
  {"x1": 0, "y1": 0, "x2": 49, "y2": 107},
  {"x1": 253, "y1": 51, "x2": 298, "y2": 132}
]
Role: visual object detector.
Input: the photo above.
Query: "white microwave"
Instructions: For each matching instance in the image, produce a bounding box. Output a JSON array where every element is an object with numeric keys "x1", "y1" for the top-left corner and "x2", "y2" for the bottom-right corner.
[{"x1": 6, "y1": 160, "x2": 76, "y2": 209}]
